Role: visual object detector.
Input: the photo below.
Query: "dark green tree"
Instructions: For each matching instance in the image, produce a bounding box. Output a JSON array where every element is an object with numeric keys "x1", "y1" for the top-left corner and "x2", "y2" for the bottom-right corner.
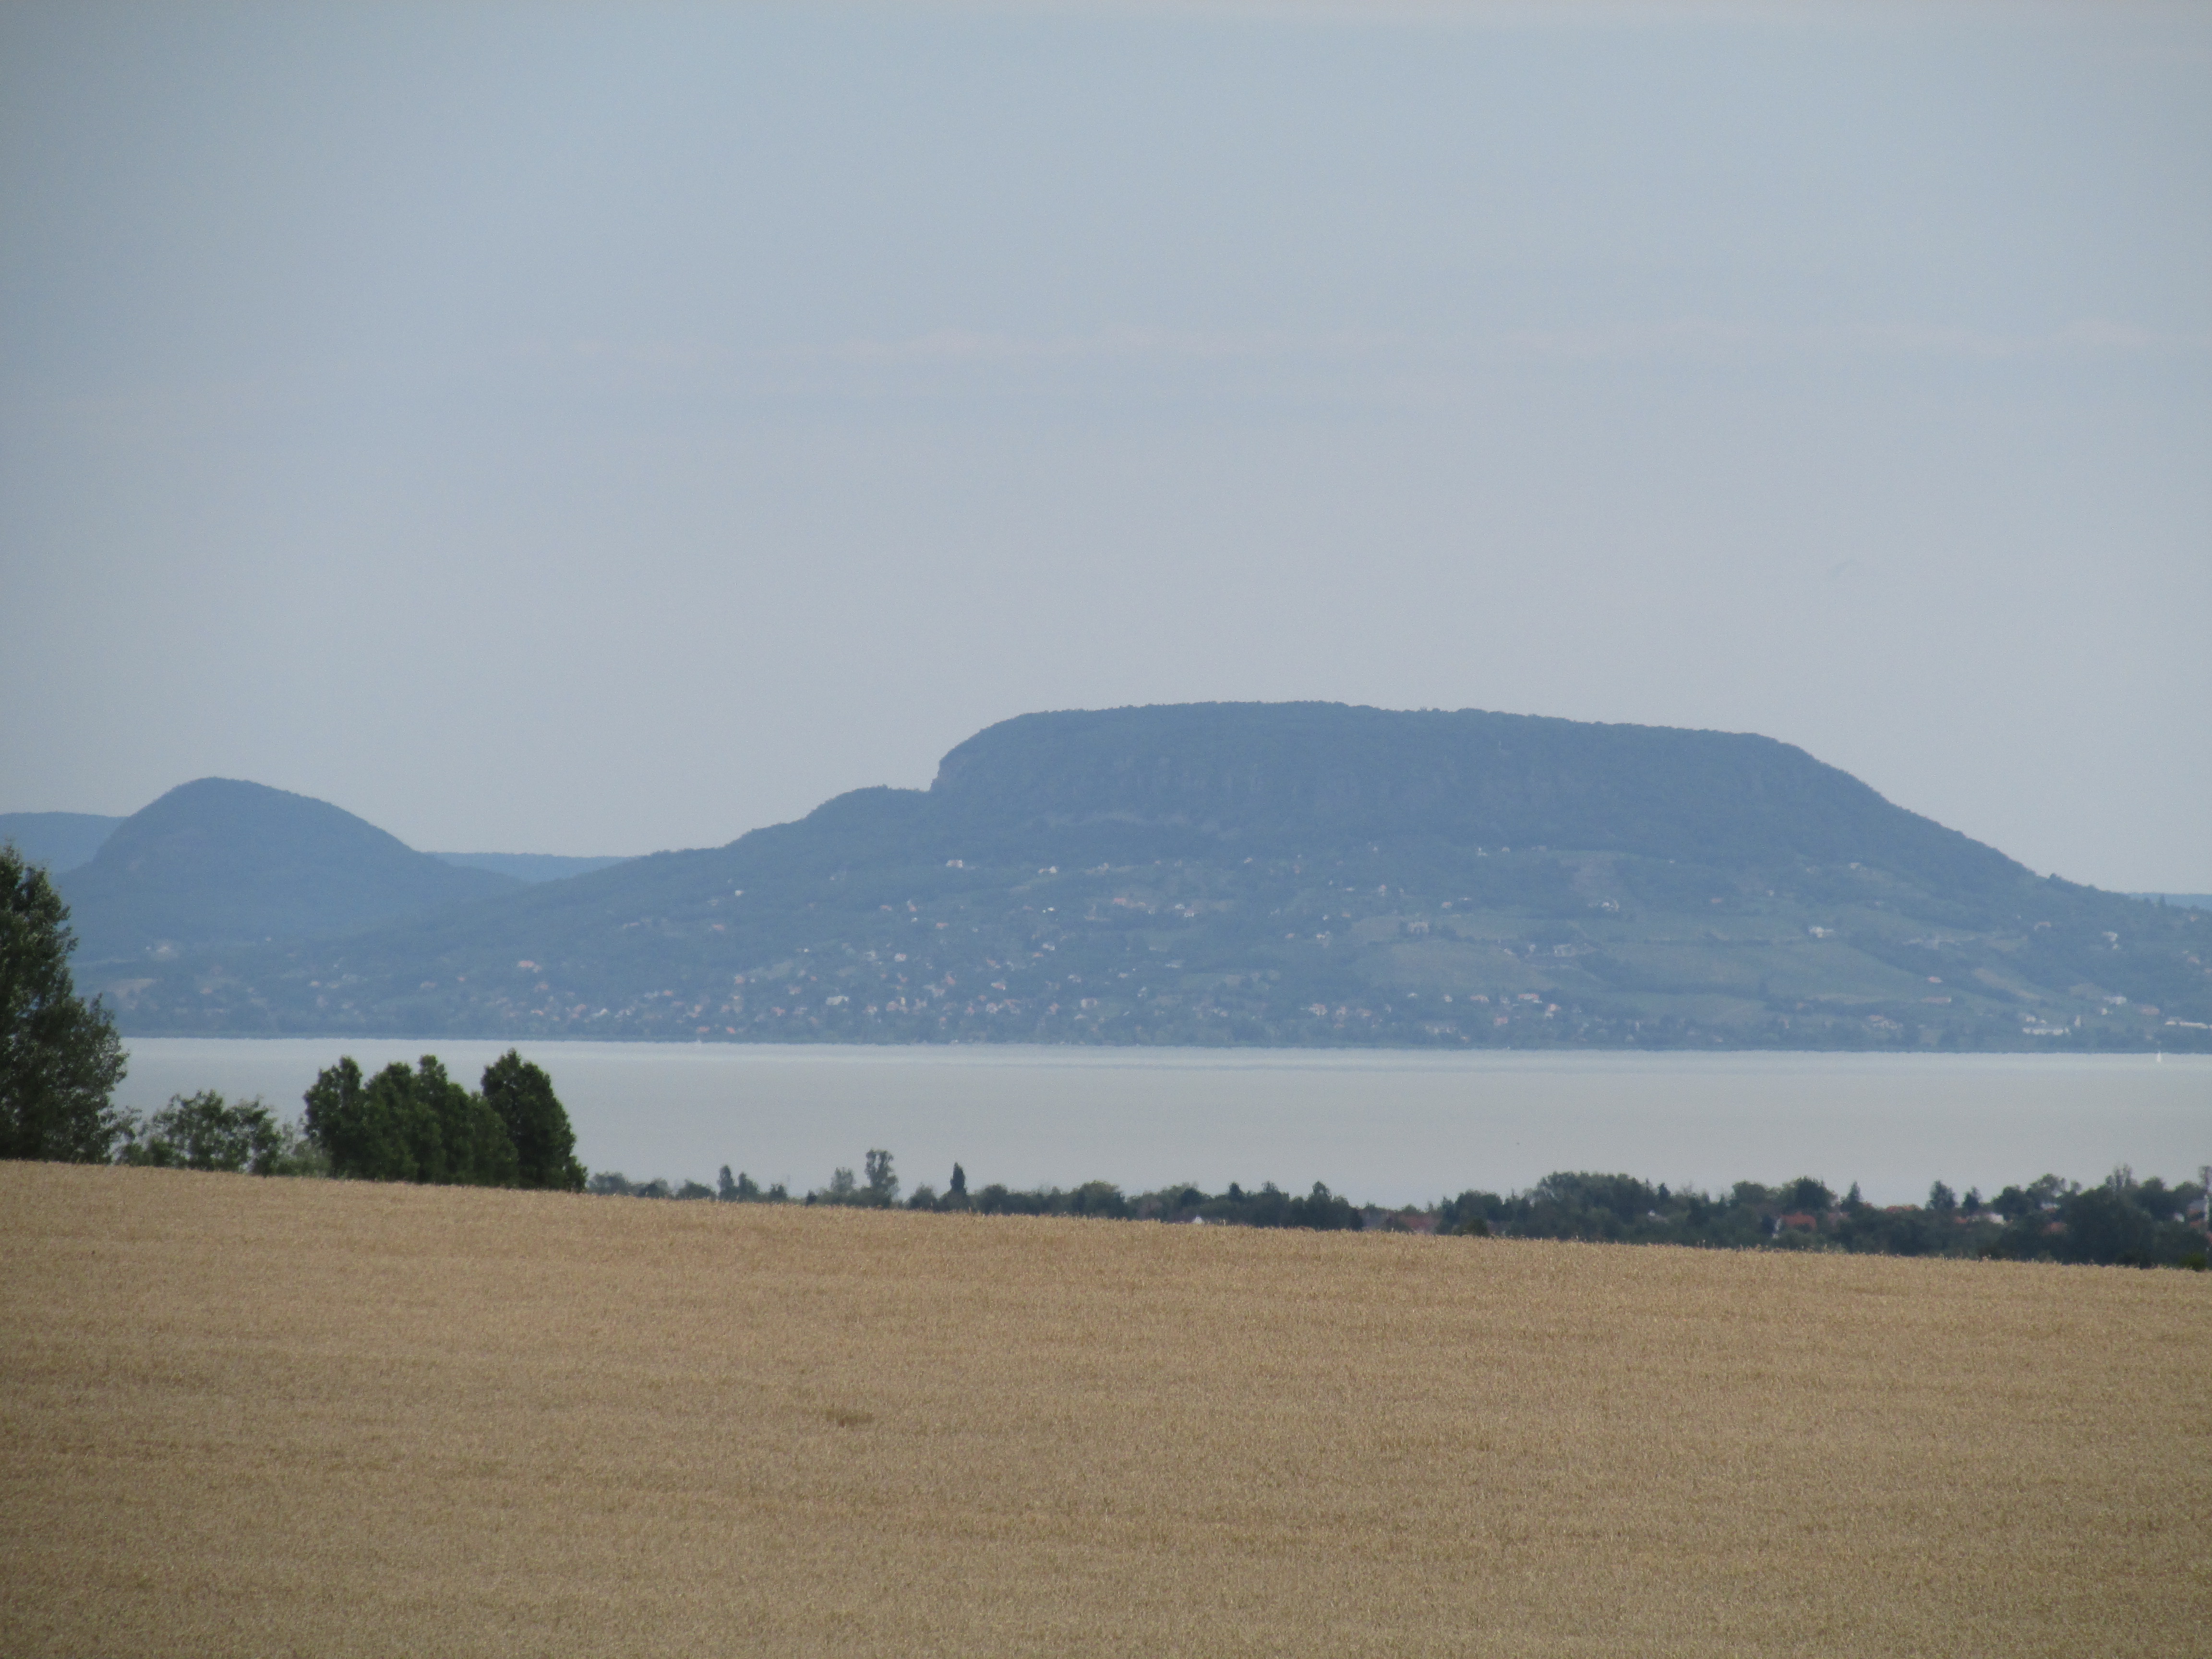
[
  {"x1": 414, "y1": 1055, "x2": 519, "y2": 1187},
  {"x1": 392, "y1": 1060, "x2": 445, "y2": 1178},
  {"x1": 1991, "y1": 1183, "x2": 2036, "y2": 1221},
  {"x1": 374, "y1": 1059, "x2": 445, "y2": 1182},
  {"x1": 1, "y1": 845, "x2": 128, "y2": 1162},
  {"x1": 864, "y1": 1148, "x2": 898, "y2": 1205},
  {"x1": 2056, "y1": 1186, "x2": 2157, "y2": 1266},
  {"x1": 1781, "y1": 1177, "x2": 1834, "y2": 1213},
  {"x1": 480, "y1": 1050, "x2": 584, "y2": 1190},
  {"x1": 304, "y1": 1054, "x2": 511, "y2": 1184},
  {"x1": 304, "y1": 1057, "x2": 410, "y2": 1181},
  {"x1": 1284, "y1": 1180, "x2": 1358, "y2": 1230},
  {"x1": 718, "y1": 1166, "x2": 763, "y2": 1201}
]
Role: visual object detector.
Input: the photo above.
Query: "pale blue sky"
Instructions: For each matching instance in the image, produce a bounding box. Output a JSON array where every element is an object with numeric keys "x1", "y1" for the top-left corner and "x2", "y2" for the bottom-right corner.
[{"x1": 3, "y1": 2, "x2": 2206, "y2": 887}]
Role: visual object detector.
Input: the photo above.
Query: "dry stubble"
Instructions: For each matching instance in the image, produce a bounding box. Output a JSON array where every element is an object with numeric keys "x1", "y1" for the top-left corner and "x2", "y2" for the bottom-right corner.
[{"x1": 2, "y1": 1162, "x2": 2206, "y2": 1657}]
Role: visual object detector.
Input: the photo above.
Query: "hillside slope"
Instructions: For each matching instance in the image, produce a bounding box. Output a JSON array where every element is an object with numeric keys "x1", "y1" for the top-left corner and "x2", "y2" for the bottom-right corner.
[
  {"x1": 93, "y1": 706, "x2": 2212, "y2": 1048},
  {"x1": 59, "y1": 778, "x2": 518, "y2": 964}
]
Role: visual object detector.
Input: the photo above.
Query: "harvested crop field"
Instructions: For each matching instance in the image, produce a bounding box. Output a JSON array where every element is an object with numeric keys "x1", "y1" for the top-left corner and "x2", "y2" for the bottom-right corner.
[{"x1": 3, "y1": 1164, "x2": 2206, "y2": 1657}]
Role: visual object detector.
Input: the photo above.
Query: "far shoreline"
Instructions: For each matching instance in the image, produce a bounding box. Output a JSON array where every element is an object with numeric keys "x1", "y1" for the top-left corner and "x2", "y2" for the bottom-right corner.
[{"x1": 116, "y1": 1034, "x2": 2210, "y2": 1068}]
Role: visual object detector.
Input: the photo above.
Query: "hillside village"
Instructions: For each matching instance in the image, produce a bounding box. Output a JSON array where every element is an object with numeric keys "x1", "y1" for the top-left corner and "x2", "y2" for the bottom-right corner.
[{"x1": 27, "y1": 706, "x2": 2212, "y2": 1050}]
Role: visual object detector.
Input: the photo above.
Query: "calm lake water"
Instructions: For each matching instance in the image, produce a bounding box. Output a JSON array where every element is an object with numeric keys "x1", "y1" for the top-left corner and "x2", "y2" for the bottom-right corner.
[{"x1": 115, "y1": 1039, "x2": 2212, "y2": 1208}]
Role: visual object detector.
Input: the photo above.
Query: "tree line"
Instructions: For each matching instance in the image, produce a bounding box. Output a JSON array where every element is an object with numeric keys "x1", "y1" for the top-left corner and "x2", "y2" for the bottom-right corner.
[
  {"x1": 593, "y1": 1148, "x2": 2209, "y2": 1268},
  {"x1": 1434, "y1": 1168, "x2": 2212, "y2": 1269},
  {"x1": 301, "y1": 1052, "x2": 584, "y2": 1189},
  {"x1": 598, "y1": 1152, "x2": 1366, "y2": 1229},
  {"x1": 94, "y1": 1051, "x2": 586, "y2": 1189}
]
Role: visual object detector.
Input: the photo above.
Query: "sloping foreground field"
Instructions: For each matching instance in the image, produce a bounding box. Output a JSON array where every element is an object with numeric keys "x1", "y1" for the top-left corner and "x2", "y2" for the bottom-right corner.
[{"x1": 3, "y1": 1166, "x2": 2206, "y2": 1657}]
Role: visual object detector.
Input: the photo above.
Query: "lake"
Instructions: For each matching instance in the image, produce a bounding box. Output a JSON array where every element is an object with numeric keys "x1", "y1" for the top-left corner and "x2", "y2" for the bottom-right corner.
[{"x1": 113, "y1": 1039, "x2": 2212, "y2": 1207}]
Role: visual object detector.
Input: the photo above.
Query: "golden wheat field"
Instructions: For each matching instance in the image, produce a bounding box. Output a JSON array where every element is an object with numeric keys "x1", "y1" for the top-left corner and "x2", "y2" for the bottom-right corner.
[{"x1": 3, "y1": 1163, "x2": 2207, "y2": 1657}]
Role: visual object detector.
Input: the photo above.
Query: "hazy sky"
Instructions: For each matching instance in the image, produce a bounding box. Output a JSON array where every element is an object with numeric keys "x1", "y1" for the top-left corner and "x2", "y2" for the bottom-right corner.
[{"x1": 3, "y1": 2, "x2": 2206, "y2": 888}]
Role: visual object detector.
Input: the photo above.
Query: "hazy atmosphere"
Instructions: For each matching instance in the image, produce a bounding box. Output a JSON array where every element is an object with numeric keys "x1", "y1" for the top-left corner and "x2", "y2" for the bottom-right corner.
[
  {"x1": 6, "y1": 15, "x2": 2210, "y2": 1650},
  {"x1": 3, "y1": 1, "x2": 2207, "y2": 890}
]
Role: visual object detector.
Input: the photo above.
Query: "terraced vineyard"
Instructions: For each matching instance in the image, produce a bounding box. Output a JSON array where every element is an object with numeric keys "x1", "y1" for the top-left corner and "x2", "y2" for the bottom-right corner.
[{"x1": 4, "y1": 1162, "x2": 2206, "y2": 1655}]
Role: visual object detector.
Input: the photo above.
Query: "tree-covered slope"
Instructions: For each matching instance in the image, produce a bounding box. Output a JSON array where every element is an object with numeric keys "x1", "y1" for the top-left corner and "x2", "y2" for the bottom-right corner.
[
  {"x1": 59, "y1": 779, "x2": 519, "y2": 964},
  {"x1": 92, "y1": 707, "x2": 2212, "y2": 1049}
]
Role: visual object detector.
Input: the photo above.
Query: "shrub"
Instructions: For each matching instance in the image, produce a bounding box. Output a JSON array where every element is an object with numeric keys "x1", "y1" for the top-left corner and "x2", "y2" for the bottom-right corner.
[{"x1": 117, "y1": 1091, "x2": 304, "y2": 1175}]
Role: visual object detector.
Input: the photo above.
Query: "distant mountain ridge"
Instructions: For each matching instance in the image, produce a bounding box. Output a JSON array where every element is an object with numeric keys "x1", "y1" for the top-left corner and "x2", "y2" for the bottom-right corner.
[
  {"x1": 57, "y1": 779, "x2": 520, "y2": 962},
  {"x1": 2, "y1": 798, "x2": 631, "y2": 933},
  {"x1": 80, "y1": 705, "x2": 2211, "y2": 1051},
  {"x1": 432, "y1": 852, "x2": 633, "y2": 884}
]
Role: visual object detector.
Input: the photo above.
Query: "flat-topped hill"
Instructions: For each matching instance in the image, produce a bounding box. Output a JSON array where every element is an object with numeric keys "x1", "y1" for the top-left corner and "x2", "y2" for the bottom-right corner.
[
  {"x1": 3, "y1": 1161, "x2": 2201, "y2": 1656},
  {"x1": 931, "y1": 703, "x2": 2020, "y2": 894},
  {"x1": 78, "y1": 706, "x2": 2212, "y2": 1047}
]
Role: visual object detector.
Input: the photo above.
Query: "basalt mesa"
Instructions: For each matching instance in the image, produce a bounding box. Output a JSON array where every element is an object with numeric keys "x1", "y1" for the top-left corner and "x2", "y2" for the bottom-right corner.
[{"x1": 71, "y1": 704, "x2": 2212, "y2": 1048}]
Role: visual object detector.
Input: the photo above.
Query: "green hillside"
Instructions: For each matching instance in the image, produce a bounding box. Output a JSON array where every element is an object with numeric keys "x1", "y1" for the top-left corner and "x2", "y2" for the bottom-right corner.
[{"x1": 88, "y1": 707, "x2": 2212, "y2": 1050}]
